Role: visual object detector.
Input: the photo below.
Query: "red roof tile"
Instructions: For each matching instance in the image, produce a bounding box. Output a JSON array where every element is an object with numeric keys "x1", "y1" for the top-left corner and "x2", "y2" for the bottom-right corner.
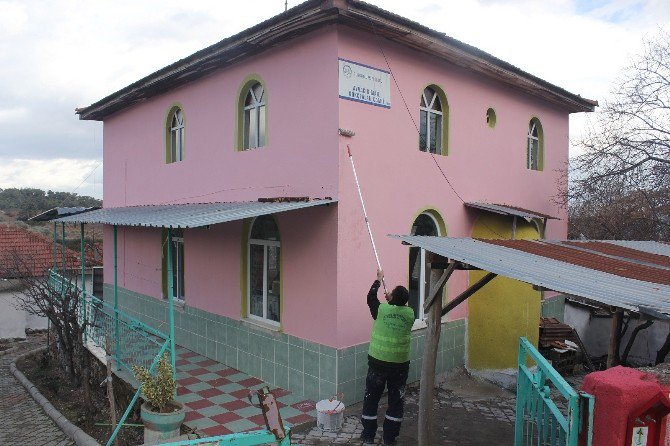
[{"x1": 0, "y1": 225, "x2": 81, "y2": 278}]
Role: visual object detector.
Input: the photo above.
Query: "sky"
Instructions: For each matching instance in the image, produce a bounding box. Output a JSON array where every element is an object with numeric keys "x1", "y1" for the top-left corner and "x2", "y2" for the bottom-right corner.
[{"x1": 0, "y1": 0, "x2": 668, "y2": 200}]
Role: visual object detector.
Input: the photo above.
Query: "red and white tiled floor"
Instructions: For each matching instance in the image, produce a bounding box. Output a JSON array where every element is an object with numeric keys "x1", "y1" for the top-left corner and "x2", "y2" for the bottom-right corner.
[{"x1": 174, "y1": 346, "x2": 316, "y2": 437}]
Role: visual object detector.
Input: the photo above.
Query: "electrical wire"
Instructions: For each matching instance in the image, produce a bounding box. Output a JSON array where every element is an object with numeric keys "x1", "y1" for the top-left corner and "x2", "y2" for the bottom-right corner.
[{"x1": 368, "y1": 19, "x2": 506, "y2": 239}]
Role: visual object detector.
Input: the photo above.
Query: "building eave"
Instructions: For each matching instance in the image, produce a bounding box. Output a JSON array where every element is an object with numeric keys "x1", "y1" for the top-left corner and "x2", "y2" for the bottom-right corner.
[{"x1": 76, "y1": 0, "x2": 597, "y2": 121}]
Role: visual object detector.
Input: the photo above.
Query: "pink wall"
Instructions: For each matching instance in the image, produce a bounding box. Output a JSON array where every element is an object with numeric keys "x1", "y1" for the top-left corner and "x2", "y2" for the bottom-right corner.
[
  {"x1": 334, "y1": 27, "x2": 570, "y2": 347},
  {"x1": 103, "y1": 204, "x2": 338, "y2": 345},
  {"x1": 103, "y1": 27, "x2": 339, "y2": 207},
  {"x1": 101, "y1": 24, "x2": 575, "y2": 349}
]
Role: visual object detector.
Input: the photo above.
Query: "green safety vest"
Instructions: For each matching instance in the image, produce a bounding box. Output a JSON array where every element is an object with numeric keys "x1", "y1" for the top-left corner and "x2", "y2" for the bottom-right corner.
[{"x1": 368, "y1": 303, "x2": 415, "y2": 363}]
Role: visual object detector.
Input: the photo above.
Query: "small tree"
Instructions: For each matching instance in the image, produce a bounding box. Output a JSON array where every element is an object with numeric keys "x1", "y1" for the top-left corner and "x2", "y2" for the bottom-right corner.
[{"x1": 133, "y1": 353, "x2": 176, "y2": 413}]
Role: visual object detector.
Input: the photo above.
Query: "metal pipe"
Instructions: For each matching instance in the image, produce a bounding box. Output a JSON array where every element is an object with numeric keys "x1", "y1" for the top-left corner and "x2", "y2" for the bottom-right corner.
[
  {"x1": 61, "y1": 223, "x2": 66, "y2": 296},
  {"x1": 52, "y1": 222, "x2": 57, "y2": 272},
  {"x1": 114, "y1": 225, "x2": 120, "y2": 370},
  {"x1": 81, "y1": 223, "x2": 87, "y2": 342},
  {"x1": 166, "y1": 228, "x2": 177, "y2": 383}
]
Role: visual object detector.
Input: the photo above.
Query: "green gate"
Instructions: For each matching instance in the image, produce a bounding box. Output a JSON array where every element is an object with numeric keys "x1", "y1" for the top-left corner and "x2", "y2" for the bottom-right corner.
[{"x1": 515, "y1": 337, "x2": 594, "y2": 446}]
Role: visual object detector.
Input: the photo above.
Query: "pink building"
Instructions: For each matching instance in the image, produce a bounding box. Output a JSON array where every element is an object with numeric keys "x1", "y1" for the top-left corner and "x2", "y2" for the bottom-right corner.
[{"x1": 69, "y1": 0, "x2": 595, "y2": 403}]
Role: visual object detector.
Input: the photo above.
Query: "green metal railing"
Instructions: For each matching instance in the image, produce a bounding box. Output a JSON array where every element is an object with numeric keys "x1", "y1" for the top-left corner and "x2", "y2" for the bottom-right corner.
[
  {"x1": 49, "y1": 269, "x2": 169, "y2": 372},
  {"x1": 515, "y1": 337, "x2": 593, "y2": 446},
  {"x1": 158, "y1": 429, "x2": 292, "y2": 446}
]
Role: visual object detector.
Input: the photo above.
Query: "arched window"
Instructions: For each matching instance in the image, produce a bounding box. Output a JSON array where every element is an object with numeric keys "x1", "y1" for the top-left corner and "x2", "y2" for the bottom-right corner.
[
  {"x1": 527, "y1": 118, "x2": 543, "y2": 170},
  {"x1": 419, "y1": 86, "x2": 444, "y2": 154},
  {"x1": 167, "y1": 107, "x2": 184, "y2": 163},
  {"x1": 408, "y1": 212, "x2": 441, "y2": 321},
  {"x1": 248, "y1": 215, "x2": 280, "y2": 324},
  {"x1": 243, "y1": 82, "x2": 266, "y2": 150}
]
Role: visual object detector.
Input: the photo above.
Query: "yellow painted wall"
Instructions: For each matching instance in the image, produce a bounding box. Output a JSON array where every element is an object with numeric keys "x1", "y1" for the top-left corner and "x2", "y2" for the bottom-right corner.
[{"x1": 467, "y1": 214, "x2": 541, "y2": 370}]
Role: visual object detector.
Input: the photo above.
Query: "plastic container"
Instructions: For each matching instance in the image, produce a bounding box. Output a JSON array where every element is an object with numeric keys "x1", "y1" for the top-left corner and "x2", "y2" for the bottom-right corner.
[{"x1": 316, "y1": 399, "x2": 345, "y2": 432}]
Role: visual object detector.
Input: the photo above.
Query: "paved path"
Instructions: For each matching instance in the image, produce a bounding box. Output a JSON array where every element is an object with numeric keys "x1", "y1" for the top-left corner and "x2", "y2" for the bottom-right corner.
[
  {"x1": 291, "y1": 370, "x2": 517, "y2": 445},
  {"x1": 0, "y1": 334, "x2": 74, "y2": 446}
]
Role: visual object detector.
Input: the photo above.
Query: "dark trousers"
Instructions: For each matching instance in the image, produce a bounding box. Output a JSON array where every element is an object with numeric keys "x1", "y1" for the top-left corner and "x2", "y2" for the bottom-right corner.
[{"x1": 361, "y1": 365, "x2": 409, "y2": 443}]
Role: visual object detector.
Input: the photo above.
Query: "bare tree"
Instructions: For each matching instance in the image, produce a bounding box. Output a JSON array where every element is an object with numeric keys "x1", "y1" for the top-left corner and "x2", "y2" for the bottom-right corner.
[
  {"x1": 0, "y1": 250, "x2": 94, "y2": 408},
  {"x1": 566, "y1": 29, "x2": 670, "y2": 241}
]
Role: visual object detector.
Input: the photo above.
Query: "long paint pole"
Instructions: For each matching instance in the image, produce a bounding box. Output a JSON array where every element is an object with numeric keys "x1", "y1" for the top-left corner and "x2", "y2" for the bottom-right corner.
[
  {"x1": 347, "y1": 145, "x2": 387, "y2": 293},
  {"x1": 114, "y1": 225, "x2": 120, "y2": 370},
  {"x1": 166, "y1": 228, "x2": 177, "y2": 384}
]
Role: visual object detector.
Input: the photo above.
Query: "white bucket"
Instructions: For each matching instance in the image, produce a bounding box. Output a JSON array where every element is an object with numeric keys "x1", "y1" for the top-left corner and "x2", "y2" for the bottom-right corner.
[{"x1": 315, "y1": 399, "x2": 345, "y2": 432}]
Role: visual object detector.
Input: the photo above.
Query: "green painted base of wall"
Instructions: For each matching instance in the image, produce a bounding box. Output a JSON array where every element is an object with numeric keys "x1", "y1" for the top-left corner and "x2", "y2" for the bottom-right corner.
[
  {"x1": 541, "y1": 295, "x2": 566, "y2": 323},
  {"x1": 104, "y1": 285, "x2": 465, "y2": 405}
]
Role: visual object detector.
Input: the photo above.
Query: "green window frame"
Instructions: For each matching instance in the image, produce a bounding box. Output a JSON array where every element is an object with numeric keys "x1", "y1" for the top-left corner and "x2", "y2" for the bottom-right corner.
[
  {"x1": 527, "y1": 118, "x2": 544, "y2": 171},
  {"x1": 419, "y1": 85, "x2": 449, "y2": 156},
  {"x1": 235, "y1": 76, "x2": 268, "y2": 151},
  {"x1": 165, "y1": 104, "x2": 185, "y2": 163}
]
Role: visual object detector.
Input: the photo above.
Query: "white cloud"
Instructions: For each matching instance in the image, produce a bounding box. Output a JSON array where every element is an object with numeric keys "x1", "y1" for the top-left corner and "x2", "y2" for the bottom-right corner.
[
  {"x1": 0, "y1": 158, "x2": 103, "y2": 199},
  {"x1": 1, "y1": 0, "x2": 669, "y2": 194}
]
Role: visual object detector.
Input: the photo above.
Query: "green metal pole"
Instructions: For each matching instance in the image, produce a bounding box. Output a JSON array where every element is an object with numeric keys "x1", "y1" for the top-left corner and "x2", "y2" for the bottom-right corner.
[
  {"x1": 61, "y1": 223, "x2": 66, "y2": 296},
  {"x1": 81, "y1": 223, "x2": 87, "y2": 342},
  {"x1": 114, "y1": 225, "x2": 120, "y2": 370},
  {"x1": 52, "y1": 222, "x2": 57, "y2": 273},
  {"x1": 166, "y1": 228, "x2": 177, "y2": 383}
]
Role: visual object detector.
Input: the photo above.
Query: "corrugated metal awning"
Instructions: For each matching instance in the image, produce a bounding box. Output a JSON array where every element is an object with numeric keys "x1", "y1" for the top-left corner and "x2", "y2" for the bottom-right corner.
[
  {"x1": 53, "y1": 199, "x2": 336, "y2": 228},
  {"x1": 465, "y1": 202, "x2": 558, "y2": 220},
  {"x1": 390, "y1": 236, "x2": 670, "y2": 316},
  {"x1": 30, "y1": 206, "x2": 101, "y2": 222}
]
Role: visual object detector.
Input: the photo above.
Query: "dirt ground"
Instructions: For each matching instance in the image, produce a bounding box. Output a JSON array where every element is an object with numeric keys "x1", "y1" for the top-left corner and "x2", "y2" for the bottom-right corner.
[{"x1": 292, "y1": 369, "x2": 517, "y2": 445}]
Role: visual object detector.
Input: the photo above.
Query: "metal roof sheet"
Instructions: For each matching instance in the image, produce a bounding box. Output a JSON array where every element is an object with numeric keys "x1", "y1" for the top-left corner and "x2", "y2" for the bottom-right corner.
[
  {"x1": 30, "y1": 206, "x2": 101, "y2": 222},
  {"x1": 53, "y1": 199, "x2": 336, "y2": 228},
  {"x1": 464, "y1": 202, "x2": 558, "y2": 220},
  {"x1": 390, "y1": 235, "x2": 670, "y2": 316},
  {"x1": 606, "y1": 241, "x2": 670, "y2": 258}
]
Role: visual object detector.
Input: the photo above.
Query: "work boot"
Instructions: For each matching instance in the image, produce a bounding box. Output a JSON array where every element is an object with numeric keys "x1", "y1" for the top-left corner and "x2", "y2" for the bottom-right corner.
[{"x1": 360, "y1": 432, "x2": 375, "y2": 445}]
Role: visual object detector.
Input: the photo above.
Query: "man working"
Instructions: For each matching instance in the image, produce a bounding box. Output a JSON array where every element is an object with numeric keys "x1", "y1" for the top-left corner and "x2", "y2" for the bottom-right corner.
[{"x1": 361, "y1": 269, "x2": 415, "y2": 445}]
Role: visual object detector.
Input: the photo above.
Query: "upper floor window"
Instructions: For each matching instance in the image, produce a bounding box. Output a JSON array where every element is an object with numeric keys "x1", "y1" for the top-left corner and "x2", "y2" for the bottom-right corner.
[
  {"x1": 419, "y1": 86, "x2": 447, "y2": 155},
  {"x1": 166, "y1": 106, "x2": 185, "y2": 163},
  {"x1": 527, "y1": 118, "x2": 543, "y2": 170},
  {"x1": 248, "y1": 215, "x2": 280, "y2": 324},
  {"x1": 243, "y1": 82, "x2": 266, "y2": 150}
]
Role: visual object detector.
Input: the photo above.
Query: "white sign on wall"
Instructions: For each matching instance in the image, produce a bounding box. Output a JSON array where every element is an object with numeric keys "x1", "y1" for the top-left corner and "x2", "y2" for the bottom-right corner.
[
  {"x1": 338, "y1": 58, "x2": 391, "y2": 109},
  {"x1": 631, "y1": 426, "x2": 648, "y2": 446}
]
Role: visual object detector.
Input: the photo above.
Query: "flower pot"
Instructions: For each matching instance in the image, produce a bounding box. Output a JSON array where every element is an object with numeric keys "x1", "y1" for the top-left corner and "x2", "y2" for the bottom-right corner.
[{"x1": 140, "y1": 401, "x2": 185, "y2": 445}]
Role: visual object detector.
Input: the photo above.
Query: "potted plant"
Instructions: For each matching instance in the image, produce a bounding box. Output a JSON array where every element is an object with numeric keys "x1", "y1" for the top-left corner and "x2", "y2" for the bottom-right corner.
[{"x1": 133, "y1": 353, "x2": 185, "y2": 444}]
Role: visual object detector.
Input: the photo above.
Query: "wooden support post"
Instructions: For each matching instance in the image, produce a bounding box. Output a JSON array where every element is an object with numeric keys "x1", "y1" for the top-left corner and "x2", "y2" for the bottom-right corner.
[
  {"x1": 607, "y1": 309, "x2": 623, "y2": 369},
  {"x1": 441, "y1": 272, "x2": 497, "y2": 317},
  {"x1": 418, "y1": 262, "x2": 455, "y2": 446}
]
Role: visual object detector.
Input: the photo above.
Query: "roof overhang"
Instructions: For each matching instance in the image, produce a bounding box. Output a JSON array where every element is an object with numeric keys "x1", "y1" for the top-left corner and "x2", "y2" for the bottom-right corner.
[
  {"x1": 30, "y1": 206, "x2": 101, "y2": 222},
  {"x1": 465, "y1": 202, "x2": 558, "y2": 221},
  {"x1": 391, "y1": 236, "x2": 670, "y2": 318},
  {"x1": 53, "y1": 199, "x2": 336, "y2": 228},
  {"x1": 76, "y1": 0, "x2": 596, "y2": 121}
]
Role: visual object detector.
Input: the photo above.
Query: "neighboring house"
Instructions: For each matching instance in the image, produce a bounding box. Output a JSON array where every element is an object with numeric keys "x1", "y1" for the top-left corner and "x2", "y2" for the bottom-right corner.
[
  {"x1": 66, "y1": 0, "x2": 595, "y2": 403},
  {"x1": 0, "y1": 225, "x2": 68, "y2": 338}
]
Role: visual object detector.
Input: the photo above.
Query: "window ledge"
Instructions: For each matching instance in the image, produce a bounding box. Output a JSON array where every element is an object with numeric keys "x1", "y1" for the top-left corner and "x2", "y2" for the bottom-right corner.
[
  {"x1": 412, "y1": 320, "x2": 427, "y2": 331},
  {"x1": 241, "y1": 317, "x2": 281, "y2": 333},
  {"x1": 411, "y1": 315, "x2": 451, "y2": 331}
]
